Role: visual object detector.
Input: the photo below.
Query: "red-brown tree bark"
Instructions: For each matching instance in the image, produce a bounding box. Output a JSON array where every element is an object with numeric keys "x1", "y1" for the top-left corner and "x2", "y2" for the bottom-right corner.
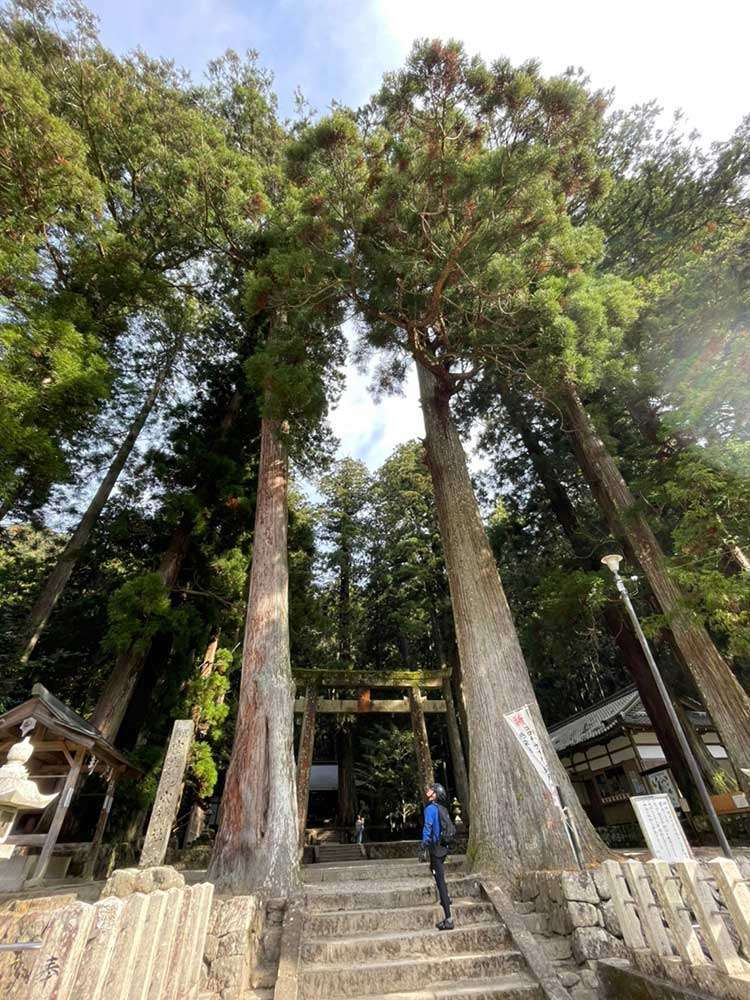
[
  {"x1": 208, "y1": 415, "x2": 299, "y2": 894},
  {"x1": 296, "y1": 686, "x2": 318, "y2": 848}
]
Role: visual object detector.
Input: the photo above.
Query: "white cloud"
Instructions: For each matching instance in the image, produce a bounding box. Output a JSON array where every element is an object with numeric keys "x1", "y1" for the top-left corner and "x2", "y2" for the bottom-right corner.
[
  {"x1": 328, "y1": 323, "x2": 424, "y2": 471},
  {"x1": 375, "y1": 0, "x2": 749, "y2": 142}
]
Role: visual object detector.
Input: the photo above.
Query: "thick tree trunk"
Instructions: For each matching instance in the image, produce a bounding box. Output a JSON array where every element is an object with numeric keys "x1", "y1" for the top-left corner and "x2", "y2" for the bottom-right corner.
[
  {"x1": 208, "y1": 415, "x2": 299, "y2": 895},
  {"x1": 558, "y1": 380, "x2": 750, "y2": 793},
  {"x1": 90, "y1": 517, "x2": 192, "y2": 741},
  {"x1": 408, "y1": 688, "x2": 435, "y2": 792},
  {"x1": 496, "y1": 379, "x2": 699, "y2": 805},
  {"x1": 336, "y1": 727, "x2": 357, "y2": 830},
  {"x1": 19, "y1": 356, "x2": 174, "y2": 666},
  {"x1": 417, "y1": 361, "x2": 608, "y2": 878},
  {"x1": 296, "y1": 687, "x2": 318, "y2": 847}
]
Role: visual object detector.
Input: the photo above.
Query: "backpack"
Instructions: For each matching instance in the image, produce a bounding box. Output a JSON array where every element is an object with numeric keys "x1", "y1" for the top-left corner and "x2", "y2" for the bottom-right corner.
[{"x1": 436, "y1": 803, "x2": 456, "y2": 851}]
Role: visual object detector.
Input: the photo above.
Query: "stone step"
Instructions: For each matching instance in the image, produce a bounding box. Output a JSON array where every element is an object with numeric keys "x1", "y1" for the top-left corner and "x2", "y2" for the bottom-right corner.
[
  {"x1": 302, "y1": 922, "x2": 511, "y2": 965},
  {"x1": 317, "y1": 845, "x2": 365, "y2": 860},
  {"x1": 306, "y1": 875, "x2": 482, "y2": 912},
  {"x1": 305, "y1": 898, "x2": 498, "y2": 936},
  {"x1": 250, "y1": 963, "x2": 277, "y2": 990},
  {"x1": 303, "y1": 859, "x2": 465, "y2": 883},
  {"x1": 345, "y1": 973, "x2": 545, "y2": 1000},
  {"x1": 299, "y1": 949, "x2": 527, "y2": 999}
]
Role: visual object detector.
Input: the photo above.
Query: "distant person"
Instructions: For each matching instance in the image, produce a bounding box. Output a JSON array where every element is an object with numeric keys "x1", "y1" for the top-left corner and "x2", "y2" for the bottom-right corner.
[
  {"x1": 418, "y1": 782, "x2": 455, "y2": 930},
  {"x1": 354, "y1": 813, "x2": 365, "y2": 844}
]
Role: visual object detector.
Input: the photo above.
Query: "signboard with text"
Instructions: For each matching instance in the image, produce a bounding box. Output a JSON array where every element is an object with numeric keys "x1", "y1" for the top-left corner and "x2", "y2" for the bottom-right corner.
[{"x1": 631, "y1": 793, "x2": 693, "y2": 862}]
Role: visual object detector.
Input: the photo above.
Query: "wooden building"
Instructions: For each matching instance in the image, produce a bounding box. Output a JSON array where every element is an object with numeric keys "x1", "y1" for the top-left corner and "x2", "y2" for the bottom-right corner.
[
  {"x1": 0, "y1": 683, "x2": 138, "y2": 888},
  {"x1": 549, "y1": 685, "x2": 737, "y2": 840}
]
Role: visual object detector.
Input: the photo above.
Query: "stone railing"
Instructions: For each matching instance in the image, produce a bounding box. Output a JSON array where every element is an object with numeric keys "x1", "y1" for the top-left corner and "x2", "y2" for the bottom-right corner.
[
  {"x1": 603, "y1": 857, "x2": 750, "y2": 1000},
  {"x1": 0, "y1": 866, "x2": 213, "y2": 999}
]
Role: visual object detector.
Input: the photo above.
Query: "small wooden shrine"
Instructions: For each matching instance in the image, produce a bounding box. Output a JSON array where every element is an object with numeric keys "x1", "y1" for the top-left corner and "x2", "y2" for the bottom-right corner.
[{"x1": 0, "y1": 683, "x2": 138, "y2": 886}]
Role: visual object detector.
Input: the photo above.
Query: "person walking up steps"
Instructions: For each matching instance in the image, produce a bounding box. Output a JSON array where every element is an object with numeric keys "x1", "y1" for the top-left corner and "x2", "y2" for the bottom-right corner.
[
  {"x1": 418, "y1": 782, "x2": 456, "y2": 930},
  {"x1": 354, "y1": 813, "x2": 365, "y2": 844}
]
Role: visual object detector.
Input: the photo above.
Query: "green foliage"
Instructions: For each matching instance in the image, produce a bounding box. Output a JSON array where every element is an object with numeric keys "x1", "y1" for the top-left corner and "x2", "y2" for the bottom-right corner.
[
  {"x1": 104, "y1": 573, "x2": 172, "y2": 656},
  {"x1": 189, "y1": 741, "x2": 219, "y2": 798},
  {"x1": 354, "y1": 722, "x2": 420, "y2": 822}
]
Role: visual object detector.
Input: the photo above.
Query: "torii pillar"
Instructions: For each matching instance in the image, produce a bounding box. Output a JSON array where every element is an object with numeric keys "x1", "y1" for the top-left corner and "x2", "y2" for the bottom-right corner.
[{"x1": 296, "y1": 687, "x2": 318, "y2": 848}]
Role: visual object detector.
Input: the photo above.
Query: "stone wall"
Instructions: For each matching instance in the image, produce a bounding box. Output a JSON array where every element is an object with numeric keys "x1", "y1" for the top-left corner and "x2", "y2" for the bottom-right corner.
[
  {"x1": 517, "y1": 867, "x2": 628, "y2": 998},
  {"x1": 518, "y1": 859, "x2": 750, "y2": 1000},
  {"x1": 202, "y1": 894, "x2": 264, "y2": 998},
  {"x1": 0, "y1": 865, "x2": 213, "y2": 999}
]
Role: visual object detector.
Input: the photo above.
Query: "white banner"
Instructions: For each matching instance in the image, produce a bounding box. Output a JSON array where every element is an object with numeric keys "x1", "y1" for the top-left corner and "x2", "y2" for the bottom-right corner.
[{"x1": 504, "y1": 704, "x2": 557, "y2": 799}]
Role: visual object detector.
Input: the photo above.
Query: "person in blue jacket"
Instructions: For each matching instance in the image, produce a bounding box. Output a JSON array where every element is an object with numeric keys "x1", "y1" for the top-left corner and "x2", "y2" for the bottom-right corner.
[{"x1": 419, "y1": 782, "x2": 453, "y2": 930}]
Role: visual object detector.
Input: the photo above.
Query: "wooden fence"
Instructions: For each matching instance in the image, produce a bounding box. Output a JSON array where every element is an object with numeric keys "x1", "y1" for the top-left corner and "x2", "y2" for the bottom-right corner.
[
  {"x1": 0, "y1": 881, "x2": 214, "y2": 999},
  {"x1": 604, "y1": 857, "x2": 750, "y2": 1000}
]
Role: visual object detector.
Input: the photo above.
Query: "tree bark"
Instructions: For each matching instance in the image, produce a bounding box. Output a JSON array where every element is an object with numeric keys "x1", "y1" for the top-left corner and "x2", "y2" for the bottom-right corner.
[
  {"x1": 338, "y1": 538, "x2": 352, "y2": 665},
  {"x1": 296, "y1": 687, "x2": 318, "y2": 847},
  {"x1": 19, "y1": 354, "x2": 175, "y2": 665},
  {"x1": 726, "y1": 542, "x2": 750, "y2": 575},
  {"x1": 90, "y1": 516, "x2": 192, "y2": 742},
  {"x1": 496, "y1": 379, "x2": 700, "y2": 805},
  {"x1": 408, "y1": 687, "x2": 435, "y2": 792},
  {"x1": 558, "y1": 380, "x2": 750, "y2": 793},
  {"x1": 442, "y1": 678, "x2": 470, "y2": 817},
  {"x1": 193, "y1": 633, "x2": 221, "y2": 734},
  {"x1": 337, "y1": 727, "x2": 357, "y2": 829},
  {"x1": 417, "y1": 361, "x2": 608, "y2": 878},
  {"x1": 673, "y1": 700, "x2": 738, "y2": 793},
  {"x1": 208, "y1": 414, "x2": 299, "y2": 895},
  {"x1": 92, "y1": 385, "x2": 243, "y2": 743}
]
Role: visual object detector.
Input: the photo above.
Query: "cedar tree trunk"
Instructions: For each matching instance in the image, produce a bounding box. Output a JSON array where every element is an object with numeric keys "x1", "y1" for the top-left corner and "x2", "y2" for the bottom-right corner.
[
  {"x1": 558, "y1": 380, "x2": 750, "y2": 792},
  {"x1": 338, "y1": 538, "x2": 352, "y2": 665},
  {"x1": 408, "y1": 687, "x2": 435, "y2": 792},
  {"x1": 497, "y1": 379, "x2": 699, "y2": 804},
  {"x1": 417, "y1": 361, "x2": 608, "y2": 878},
  {"x1": 208, "y1": 415, "x2": 299, "y2": 894},
  {"x1": 19, "y1": 355, "x2": 174, "y2": 665},
  {"x1": 337, "y1": 727, "x2": 357, "y2": 829}
]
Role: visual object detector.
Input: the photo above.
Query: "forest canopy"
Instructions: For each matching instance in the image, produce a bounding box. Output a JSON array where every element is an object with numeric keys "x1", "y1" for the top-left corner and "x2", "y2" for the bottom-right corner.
[{"x1": 1, "y1": 1, "x2": 749, "y2": 887}]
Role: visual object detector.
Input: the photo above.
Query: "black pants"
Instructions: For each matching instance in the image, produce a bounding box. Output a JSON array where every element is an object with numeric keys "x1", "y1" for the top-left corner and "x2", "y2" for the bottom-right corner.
[{"x1": 429, "y1": 851, "x2": 451, "y2": 919}]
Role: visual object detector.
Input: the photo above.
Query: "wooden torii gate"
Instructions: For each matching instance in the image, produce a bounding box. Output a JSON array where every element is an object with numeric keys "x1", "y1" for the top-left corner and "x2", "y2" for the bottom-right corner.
[{"x1": 292, "y1": 668, "x2": 469, "y2": 845}]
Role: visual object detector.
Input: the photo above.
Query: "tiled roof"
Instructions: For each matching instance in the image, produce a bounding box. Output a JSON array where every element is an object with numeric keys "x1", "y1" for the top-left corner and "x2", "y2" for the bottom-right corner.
[
  {"x1": 549, "y1": 685, "x2": 711, "y2": 754},
  {"x1": 549, "y1": 687, "x2": 641, "y2": 753}
]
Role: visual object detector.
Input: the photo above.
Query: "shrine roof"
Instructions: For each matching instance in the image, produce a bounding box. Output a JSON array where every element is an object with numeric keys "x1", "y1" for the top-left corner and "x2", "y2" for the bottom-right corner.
[
  {"x1": 0, "y1": 683, "x2": 138, "y2": 774},
  {"x1": 549, "y1": 685, "x2": 711, "y2": 754}
]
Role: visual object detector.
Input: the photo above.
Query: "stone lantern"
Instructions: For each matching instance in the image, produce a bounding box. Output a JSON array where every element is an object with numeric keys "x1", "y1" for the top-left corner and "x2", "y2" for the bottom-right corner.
[{"x1": 0, "y1": 735, "x2": 58, "y2": 845}]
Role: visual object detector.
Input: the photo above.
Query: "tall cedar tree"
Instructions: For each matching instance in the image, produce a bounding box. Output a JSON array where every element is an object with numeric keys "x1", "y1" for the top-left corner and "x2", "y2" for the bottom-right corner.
[{"x1": 287, "y1": 41, "x2": 613, "y2": 876}]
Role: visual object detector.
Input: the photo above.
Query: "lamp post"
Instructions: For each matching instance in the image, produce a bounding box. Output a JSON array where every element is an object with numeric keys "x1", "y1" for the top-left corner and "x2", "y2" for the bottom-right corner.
[{"x1": 601, "y1": 553, "x2": 732, "y2": 859}]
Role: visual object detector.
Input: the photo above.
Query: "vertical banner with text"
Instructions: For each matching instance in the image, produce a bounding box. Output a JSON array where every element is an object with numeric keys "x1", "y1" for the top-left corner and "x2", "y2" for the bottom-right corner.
[{"x1": 504, "y1": 704, "x2": 559, "y2": 804}]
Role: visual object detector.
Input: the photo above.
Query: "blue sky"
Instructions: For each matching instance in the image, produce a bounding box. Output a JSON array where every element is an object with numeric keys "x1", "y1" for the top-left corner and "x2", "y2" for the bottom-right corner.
[{"x1": 85, "y1": 0, "x2": 750, "y2": 472}]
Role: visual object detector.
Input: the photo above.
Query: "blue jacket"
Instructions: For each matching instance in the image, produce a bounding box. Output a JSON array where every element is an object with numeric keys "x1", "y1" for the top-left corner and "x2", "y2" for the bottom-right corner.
[{"x1": 422, "y1": 802, "x2": 441, "y2": 846}]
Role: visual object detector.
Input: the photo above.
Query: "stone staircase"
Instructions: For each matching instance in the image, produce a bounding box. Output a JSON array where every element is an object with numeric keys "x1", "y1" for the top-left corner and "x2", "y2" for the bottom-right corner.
[
  {"x1": 297, "y1": 857, "x2": 547, "y2": 999},
  {"x1": 314, "y1": 843, "x2": 366, "y2": 864}
]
